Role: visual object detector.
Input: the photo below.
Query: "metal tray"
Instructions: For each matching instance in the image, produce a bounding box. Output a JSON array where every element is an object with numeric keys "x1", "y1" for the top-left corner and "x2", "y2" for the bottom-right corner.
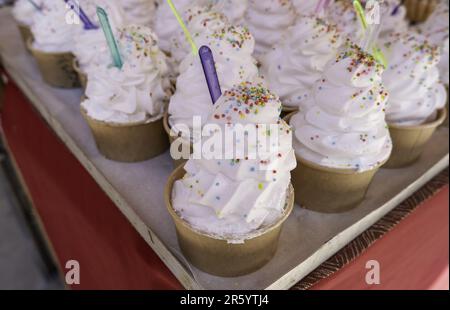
[{"x1": 1, "y1": 8, "x2": 448, "y2": 290}]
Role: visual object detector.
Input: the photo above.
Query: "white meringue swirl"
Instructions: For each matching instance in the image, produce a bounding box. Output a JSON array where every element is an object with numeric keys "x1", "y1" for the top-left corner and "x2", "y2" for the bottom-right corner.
[
  {"x1": 81, "y1": 25, "x2": 170, "y2": 124},
  {"x1": 291, "y1": 0, "x2": 317, "y2": 15},
  {"x1": 172, "y1": 82, "x2": 296, "y2": 238},
  {"x1": 154, "y1": 0, "x2": 208, "y2": 52},
  {"x1": 31, "y1": 1, "x2": 82, "y2": 52},
  {"x1": 417, "y1": 1, "x2": 449, "y2": 86},
  {"x1": 261, "y1": 15, "x2": 342, "y2": 108},
  {"x1": 213, "y1": 0, "x2": 249, "y2": 25},
  {"x1": 12, "y1": 0, "x2": 43, "y2": 26},
  {"x1": 168, "y1": 25, "x2": 261, "y2": 137},
  {"x1": 290, "y1": 43, "x2": 392, "y2": 171},
  {"x1": 170, "y1": 4, "x2": 229, "y2": 67},
  {"x1": 73, "y1": 0, "x2": 126, "y2": 75},
  {"x1": 245, "y1": 0, "x2": 296, "y2": 55},
  {"x1": 118, "y1": 0, "x2": 157, "y2": 27},
  {"x1": 382, "y1": 33, "x2": 447, "y2": 126}
]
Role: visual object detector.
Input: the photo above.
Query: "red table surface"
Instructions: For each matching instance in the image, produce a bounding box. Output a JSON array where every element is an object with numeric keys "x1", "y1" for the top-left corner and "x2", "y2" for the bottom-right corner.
[{"x1": 0, "y1": 74, "x2": 448, "y2": 290}]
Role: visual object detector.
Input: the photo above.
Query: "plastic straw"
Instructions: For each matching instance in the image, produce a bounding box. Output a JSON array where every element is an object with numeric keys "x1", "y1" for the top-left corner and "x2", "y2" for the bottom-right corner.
[
  {"x1": 97, "y1": 7, "x2": 123, "y2": 69},
  {"x1": 166, "y1": 0, "x2": 198, "y2": 55},
  {"x1": 199, "y1": 46, "x2": 222, "y2": 104}
]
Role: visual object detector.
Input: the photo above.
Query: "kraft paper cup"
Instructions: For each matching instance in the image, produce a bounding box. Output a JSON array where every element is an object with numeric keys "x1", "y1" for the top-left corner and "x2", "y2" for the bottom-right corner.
[
  {"x1": 27, "y1": 38, "x2": 80, "y2": 88},
  {"x1": 404, "y1": 0, "x2": 437, "y2": 23},
  {"x1": 165, "y1": 164, "x2": 295, "y2": 277},
  {"x1": 281, "y1": 105, "x2": 298, "y2": 118},
  {"x1": 82, "y1": 107, "x2": 169, "y2": 162},
  {"x1": 285, "y1": 111, "x2": 386, "y2": 213},
  {"x1": 444, "y1": 86, "x2": 449, "y2": 127},
  {"x1": 283, "y1": 111, "x2": 296, "y2": 123},
  {"x1": 17, "y1": 23, "x2": 33, "y2": 51},
  {"x1": 163, "y1": 111, "x2": 192, "y2": 168},
  {"x1": 73, "y1": 59, "x2": 88, "y2": 91},
  {"x1": 385, "y1": 108, "x2": 447, "y2": 168},
  {"x1": 291, "y1": 156, "x2": 385, "y2": 213}
]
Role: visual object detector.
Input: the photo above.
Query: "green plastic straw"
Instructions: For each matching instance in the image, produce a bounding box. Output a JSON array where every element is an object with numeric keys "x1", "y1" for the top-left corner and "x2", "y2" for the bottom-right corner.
[
  {"x1": 96, "y1": 7, "x2": 123, "y2": 69},
  {"x1": 166, "y1": 0, "x2": 198, "y2": 55},
  {"x1": 353, "y1": 0, "x2": 387, "y2": 67}
]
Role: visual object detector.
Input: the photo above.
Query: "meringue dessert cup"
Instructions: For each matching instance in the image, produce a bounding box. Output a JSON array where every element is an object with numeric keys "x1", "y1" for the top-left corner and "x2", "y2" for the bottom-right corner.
[
  {"x1": 165, "y1": 82, "x2": 297, "y2": 276},
  {"x1": 27, "y1": 2, "x2": 82, "y2": 88},
  {"x1": 382, "y1": 33, "x2": 448, "y2": 168},
  {"x1": 289, "y1": 43, "x2": 393, "y2": 213},
  {"x1": 165, "y1": 165, "x2": 294, "y2": 277},
  {"x1": 28, "y1": 38, "x2": 81, "y2": 88},
  {"x1": 404, "y1": 0, "x2": 438, "y2": 23},
  {"x1": 81, "y1": 25, "x2": 172, "y2": 162}
]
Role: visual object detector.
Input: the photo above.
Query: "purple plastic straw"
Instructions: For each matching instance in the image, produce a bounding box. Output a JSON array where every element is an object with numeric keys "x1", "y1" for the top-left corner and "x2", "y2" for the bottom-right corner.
[
  {"x1": 391, "y1": 1, "x2": 403, "y2": 15},
  {"x1": 199, "y1": 46, "x2": 222, "y2": 104}
]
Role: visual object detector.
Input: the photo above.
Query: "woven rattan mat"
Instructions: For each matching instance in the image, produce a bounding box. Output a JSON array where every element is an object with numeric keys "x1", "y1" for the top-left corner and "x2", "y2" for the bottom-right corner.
[{"x1": 292, "y1": 168, "x2": 449, "y2": 290}]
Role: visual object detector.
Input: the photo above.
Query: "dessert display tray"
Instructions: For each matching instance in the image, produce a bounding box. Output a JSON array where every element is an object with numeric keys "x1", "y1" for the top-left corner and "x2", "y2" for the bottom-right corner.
[{"x1": 1, "y1": 8, "x2": 448, "y2": 290}]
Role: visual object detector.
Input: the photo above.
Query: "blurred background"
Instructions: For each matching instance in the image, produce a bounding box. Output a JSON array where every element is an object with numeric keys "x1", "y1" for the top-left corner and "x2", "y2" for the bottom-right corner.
[
  {"x1": 0, "y1": 0, "x2": 61, "y2": 290},
  {"x1": 0, "y1": 135, "x2": 64, "y2": 289}
]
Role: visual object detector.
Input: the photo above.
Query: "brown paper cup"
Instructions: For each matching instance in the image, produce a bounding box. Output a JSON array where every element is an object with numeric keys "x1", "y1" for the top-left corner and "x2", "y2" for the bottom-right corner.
[
  {"x1": 73, "y1": 59, "x2": 88, "y2": 91},
  {"x1": 17, "y1": 23, "x2": 33, "y2": 51},
  {"x1": 81, "y1": 107, "x2": 169, "y2": 162},
  {"x1": 286, "y1": 111, "x2": 386, "y2": 213},
  {"x1": 281, "y1": 104, "x2": 299, "y2": 118},
  {"x1": 163, "y1": 111, "x2": 192, "y2": 168},
  {"x1": 385, "y1": 108, "x2": 447, "y2": 168},
  {"x1": 404, "y1": 0, "x2": 437, "y2": 23},
  {"x1": 292, "y1": 156, "x2": 385, "y2": 213},
  {"x1": 165, "y1": 164, "x2": 294, "y2": 277},
  {"x1": 283, "y1": 111, "x2": 296, "y2": 123},
  {"x1": 443, "y1": 86, "x2": 449, "y2": 127},
  {"x1": 27, "y1": 38, "x2": 80, "y2": 88}
]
